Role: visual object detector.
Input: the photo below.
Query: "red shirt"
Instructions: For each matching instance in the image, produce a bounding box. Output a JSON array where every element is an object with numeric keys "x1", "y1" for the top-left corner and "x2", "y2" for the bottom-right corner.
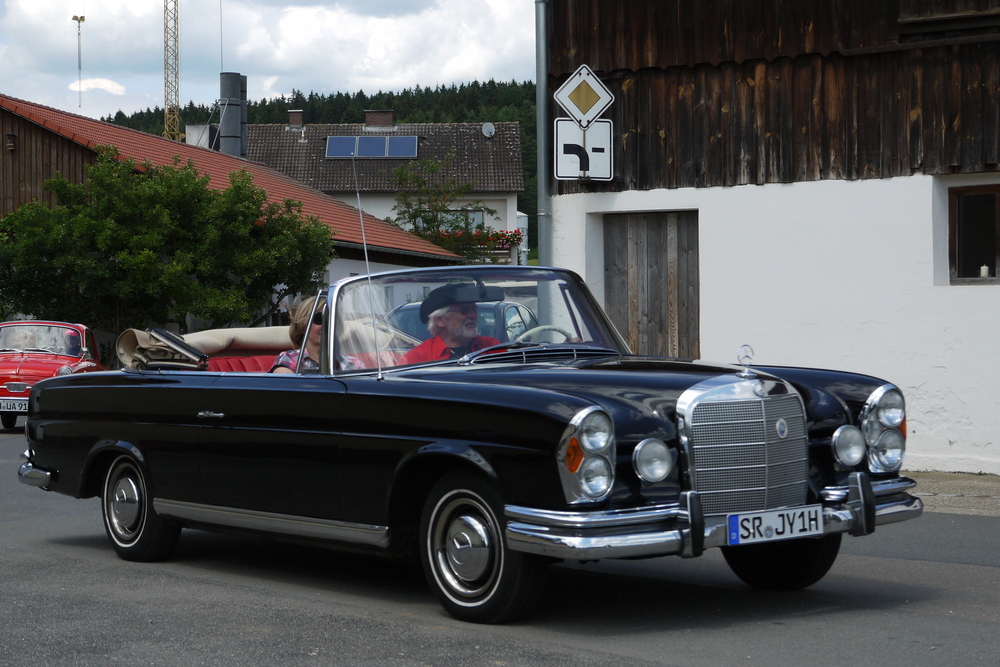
[{"x1": 400, "y1": 335, "x2": 500, "y2": 365}]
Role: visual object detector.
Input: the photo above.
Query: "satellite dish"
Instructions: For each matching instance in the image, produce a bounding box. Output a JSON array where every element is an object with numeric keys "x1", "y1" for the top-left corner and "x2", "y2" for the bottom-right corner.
[{"x1": 482, "y1": 122, "x2": 496, "y2": 138}]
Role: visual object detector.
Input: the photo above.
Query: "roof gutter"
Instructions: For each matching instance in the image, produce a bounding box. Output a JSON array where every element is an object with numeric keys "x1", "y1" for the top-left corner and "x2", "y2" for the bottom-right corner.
[{"x1": 332, "y1": 240, "x2": 462, "y2": 263}]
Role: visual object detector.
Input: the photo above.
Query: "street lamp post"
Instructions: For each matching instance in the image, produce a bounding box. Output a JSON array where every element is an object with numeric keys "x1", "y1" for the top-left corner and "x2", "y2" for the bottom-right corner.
[{"x1": 72, "y1": 15, "x2": 85, "y2": 108}]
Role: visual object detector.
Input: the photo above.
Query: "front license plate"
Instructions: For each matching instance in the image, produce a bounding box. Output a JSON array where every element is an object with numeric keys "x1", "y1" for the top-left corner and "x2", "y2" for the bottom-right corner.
[
  {"x1": 0, "y1": 398, "x2": 28, "y2": 412},
  {"x1": 727, "y1": 505, "x2": 823, "y2": 546}
]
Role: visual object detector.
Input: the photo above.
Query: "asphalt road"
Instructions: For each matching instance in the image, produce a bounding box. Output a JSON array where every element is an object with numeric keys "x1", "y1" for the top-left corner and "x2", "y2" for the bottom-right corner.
[{"x1": 2, "y1": 424, "x2": 998, "y2": 666}]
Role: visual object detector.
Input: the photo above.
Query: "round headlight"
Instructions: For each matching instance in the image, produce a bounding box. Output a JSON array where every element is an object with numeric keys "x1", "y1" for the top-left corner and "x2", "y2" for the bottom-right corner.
[
  {"x1": 579, "y1": 411, "x2": 613, "y2": 452},
  {"x1": 862, "y1": 414, "x2": 882, "y2": 446},
  {"x1": 877, "y1": 389, "x2": 905, "y2": 428},
  {"x1": 872, "y1": 429, "x2": 905, "y2": 471},
  {"x1": 580, "y1": 456, "x2": 612, "y2": 497},
  {"x1": 57, "y1": 365, "x2": 74, "y2": 376},
  {"x1": 832, "y1": 425, "x2": 866, "y2": 467},
  {"x1": 633, "y1": 438, "x2": 672, "y2": 482}
]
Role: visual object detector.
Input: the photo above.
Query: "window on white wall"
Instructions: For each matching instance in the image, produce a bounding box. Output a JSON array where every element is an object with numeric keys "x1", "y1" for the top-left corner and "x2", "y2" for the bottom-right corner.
[{"x1": 949, "y1": 186, "x2": 1000, "y2": 281}]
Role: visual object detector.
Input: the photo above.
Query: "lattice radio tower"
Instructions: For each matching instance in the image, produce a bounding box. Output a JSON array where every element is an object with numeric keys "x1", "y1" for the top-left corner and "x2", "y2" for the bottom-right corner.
[{"x1": 163, "y1": 0, "x2": 182, "y2": 141}]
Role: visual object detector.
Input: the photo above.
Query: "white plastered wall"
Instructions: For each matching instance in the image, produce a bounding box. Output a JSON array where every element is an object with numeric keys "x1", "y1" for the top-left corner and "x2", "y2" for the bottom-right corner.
[{"x1": 551, "y1": 174, "x2": 1000, "y2": 474}]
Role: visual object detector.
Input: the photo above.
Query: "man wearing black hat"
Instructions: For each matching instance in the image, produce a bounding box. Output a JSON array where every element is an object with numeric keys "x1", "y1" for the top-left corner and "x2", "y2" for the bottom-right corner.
[{"x1": 400, "y1": 283, "x2": 501, "y2": 364}]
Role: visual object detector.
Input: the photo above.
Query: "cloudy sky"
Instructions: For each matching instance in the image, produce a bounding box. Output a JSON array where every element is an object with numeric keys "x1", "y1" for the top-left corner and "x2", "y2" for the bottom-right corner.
[{"x1": 0, "y1": 0, "x2": 536, "y2": 119}]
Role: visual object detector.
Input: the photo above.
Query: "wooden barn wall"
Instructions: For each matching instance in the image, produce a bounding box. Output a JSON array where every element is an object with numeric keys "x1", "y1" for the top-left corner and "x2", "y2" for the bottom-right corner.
[
  {"x1": 549, "y1": 2, "x2": 1000, "y2": 192},
  {"x1": 549, "y1": 0, "x2": 1000, "y2": 73},
  {"x1": 0, "y1": 110, "x2": 96, "y2": 218}
]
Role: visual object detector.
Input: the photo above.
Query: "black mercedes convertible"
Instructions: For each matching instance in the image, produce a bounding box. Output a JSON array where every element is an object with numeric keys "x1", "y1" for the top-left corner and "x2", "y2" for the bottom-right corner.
[{"x1": 19, "y1": 265, "x2": 922, "y2": 623}]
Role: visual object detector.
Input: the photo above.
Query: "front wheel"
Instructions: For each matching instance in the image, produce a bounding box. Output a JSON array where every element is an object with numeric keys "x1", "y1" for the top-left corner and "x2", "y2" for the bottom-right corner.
[
  {"x1": 721, "y1": 533, "x2": 842, "y2": 591},
  {"x1": 102, "y1": 454, "x2": 180, "y2": 562},
  {"x1": 420, "y1": 471, "x2": 548, "y2": 623}
]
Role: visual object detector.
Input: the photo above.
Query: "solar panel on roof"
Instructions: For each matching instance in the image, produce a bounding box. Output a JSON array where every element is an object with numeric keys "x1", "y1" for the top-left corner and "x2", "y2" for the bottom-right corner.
[
  {"x1": 325, "y1": 135, "x2": 418, "y2": 159},
  {"x1": 325, "y1": 136, "x2": 356, "y2": 158},
  {"x1": 387, "y1": 135, "x2": 418, "y2": 158},
  {"x1": 357, "y1": 136, "x2": 387, "y2": 157}
]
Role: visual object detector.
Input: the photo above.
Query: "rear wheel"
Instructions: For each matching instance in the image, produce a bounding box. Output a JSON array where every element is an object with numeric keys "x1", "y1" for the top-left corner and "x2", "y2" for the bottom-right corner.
[
  {"x1": 102, "y1": 454, "x2": 180, "y2": 561},
  {"x1": 1, "y1": 412, "x2": 16, "y2": 430},
  {"x1": 420, "y1": 471, "x2": 548, "y2": 623},
  {"x1": 721, "y1": 533, "x2": 842, "y2": 591}
]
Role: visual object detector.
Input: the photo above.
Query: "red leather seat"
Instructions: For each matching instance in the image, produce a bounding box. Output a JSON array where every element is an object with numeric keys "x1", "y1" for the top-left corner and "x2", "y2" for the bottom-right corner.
[{"x1": 206, "y1": 355, "x2": 276, "y2": 372}]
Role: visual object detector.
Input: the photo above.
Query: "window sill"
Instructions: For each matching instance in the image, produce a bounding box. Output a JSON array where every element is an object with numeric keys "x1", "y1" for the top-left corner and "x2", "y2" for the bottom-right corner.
[{"x1": 950, "y1": 277, "x2": 1000, "y2": 285}]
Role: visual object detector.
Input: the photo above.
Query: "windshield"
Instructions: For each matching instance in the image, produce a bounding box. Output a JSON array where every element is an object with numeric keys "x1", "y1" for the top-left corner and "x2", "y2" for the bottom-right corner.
[
  {"x1": 331, "y1": 267, "x2": 624, "y2": 371},
  {"x1": 0, "y1": 324, "x2": 84, "y2": 356}
]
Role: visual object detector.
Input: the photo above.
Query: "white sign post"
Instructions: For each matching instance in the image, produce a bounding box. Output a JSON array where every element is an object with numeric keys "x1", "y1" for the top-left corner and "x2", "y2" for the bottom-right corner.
[
  {"x1": 553, "y1": 64, "x2": 614, "y2": 181},
  {"x1": 554, "y1": 119, "x2": 613, "y2": 181},
  {"x1": 554, "y1": 64, "x2": 615, "y2": 130}
]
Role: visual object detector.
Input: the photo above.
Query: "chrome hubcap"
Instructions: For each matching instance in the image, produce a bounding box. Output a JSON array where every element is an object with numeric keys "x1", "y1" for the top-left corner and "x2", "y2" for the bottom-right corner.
[
  {"x1": 445, "y1": 514, "x2": 491, "y2": 582},
  {"x1": 111, "y1": 475, "x2": 141, "y2": 536},
  {"x1": 431, "y1": 490, "x2": 501, "y2": 599}
]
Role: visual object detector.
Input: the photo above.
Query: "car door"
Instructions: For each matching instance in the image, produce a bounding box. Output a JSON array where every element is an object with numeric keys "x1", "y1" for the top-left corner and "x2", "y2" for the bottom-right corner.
[{"x1": 196, "y1": 372, "x2": 347, "y2": 520}]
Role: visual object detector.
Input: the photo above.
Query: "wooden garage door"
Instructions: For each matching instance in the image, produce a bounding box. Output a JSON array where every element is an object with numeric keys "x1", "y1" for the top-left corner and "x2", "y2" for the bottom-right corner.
[{"x1": 603, "y1": 211, "x2": 699, "y2": 359}]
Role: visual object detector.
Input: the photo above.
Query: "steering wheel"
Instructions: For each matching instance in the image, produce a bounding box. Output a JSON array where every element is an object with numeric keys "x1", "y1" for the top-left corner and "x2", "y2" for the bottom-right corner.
[{"x1": 514, "y1": 325, "x2": 574, "y2": 343}]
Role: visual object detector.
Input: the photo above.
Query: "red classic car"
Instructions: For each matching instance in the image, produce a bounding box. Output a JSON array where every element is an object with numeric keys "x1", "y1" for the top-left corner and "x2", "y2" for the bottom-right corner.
[{"x1": 0, "y1": 321, "x2": 107, "y2": 429}]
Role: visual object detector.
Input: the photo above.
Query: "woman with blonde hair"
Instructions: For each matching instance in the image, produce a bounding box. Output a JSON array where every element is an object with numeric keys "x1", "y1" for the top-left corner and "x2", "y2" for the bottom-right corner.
[{"x1": 270, "y1": 296, "x2": 322, "y2": 373}]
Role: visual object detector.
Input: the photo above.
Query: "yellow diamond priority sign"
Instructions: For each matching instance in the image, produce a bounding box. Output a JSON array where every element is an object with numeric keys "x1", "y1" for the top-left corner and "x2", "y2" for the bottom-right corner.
[{"x1": 554, "y1": 64, "x2": 615, "y2": 130}]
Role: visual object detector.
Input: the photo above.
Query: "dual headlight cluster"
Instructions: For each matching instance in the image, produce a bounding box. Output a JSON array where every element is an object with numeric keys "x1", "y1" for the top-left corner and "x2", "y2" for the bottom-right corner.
[
  {"x1": 832, "y1": 384, "x2": 906, "y2": 472},
  {"x1": 558, "y1": 407, "x2": 676, "y2": 504},
  {"x1": 558, "y1": 407, "x2": 616, "y2": 503}
]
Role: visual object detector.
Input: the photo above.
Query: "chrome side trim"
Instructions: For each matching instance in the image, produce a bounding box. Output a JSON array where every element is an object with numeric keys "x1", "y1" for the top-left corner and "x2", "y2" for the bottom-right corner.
[
  {"x1": 17, "y1": 461, "x2": 52, "y2": 488},
  {"x1": 153, "y1": 499, "x2": 391, "y2": 549},
  {"x1": 819, "y1": 476, "x2": 917, "y2": 502}
]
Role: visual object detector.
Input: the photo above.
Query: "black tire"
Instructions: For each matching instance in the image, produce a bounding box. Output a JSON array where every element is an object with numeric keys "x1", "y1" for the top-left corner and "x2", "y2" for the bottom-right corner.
[
  {"x1": 420, "y1": 471, "x2": 548, "y2": 624},
  {"x1": 721, "y1": 533, "x2": 842, "y2": 591},
  {"x1": 101, "y1": 454, "x2": 180, "y2": 562},
  {"x1": 1, "y1": 412, "x2": 16, "y2": 430}
]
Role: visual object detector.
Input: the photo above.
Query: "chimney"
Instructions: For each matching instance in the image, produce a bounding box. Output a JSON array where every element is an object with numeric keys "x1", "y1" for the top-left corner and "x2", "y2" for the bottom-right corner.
[
  {"x1": 219, "y1": 72, "x2": 245, "y2": 158},
  {"x1": 288, "y1": 109, "x2": 304, "y2": 129},
  {"x1": 240, "y1": 74, "x2": 248, "y2": 159},
  {"x1": 364, "y1": 110, "x2": 394, "y2": 129}
]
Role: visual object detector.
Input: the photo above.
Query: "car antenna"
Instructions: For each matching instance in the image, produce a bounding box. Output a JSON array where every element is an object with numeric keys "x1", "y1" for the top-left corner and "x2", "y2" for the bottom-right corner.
[{"x1": 352, "y1": 154, "x2": 384, "y2": 380}]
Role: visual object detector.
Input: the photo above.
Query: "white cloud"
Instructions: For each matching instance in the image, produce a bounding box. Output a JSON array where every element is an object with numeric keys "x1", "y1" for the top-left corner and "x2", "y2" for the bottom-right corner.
[
  {"x1": 72, "y1": 77, "x2": 126, "y2": 95},
  {"x1": 0, "y1": 0, "x2": 535, "y2": 118}
]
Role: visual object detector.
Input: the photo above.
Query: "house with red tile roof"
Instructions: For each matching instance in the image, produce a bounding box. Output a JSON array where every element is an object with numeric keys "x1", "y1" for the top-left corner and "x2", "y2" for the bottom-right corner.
[
  {"x1": 189, "y1": 108, "x2": 527, "y2": 264},
  {"x1": 0, "y1": 94, "x2": 460, "y2": 285},
  {"x1": 243, "y1": 109, "x2": 523, "y2": 231}
]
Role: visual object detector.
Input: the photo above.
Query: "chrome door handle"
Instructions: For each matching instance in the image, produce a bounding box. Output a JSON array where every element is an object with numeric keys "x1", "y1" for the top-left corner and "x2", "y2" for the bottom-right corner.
[{"x1": 197, "y1": 411, "x2": 225, "y2": 419}]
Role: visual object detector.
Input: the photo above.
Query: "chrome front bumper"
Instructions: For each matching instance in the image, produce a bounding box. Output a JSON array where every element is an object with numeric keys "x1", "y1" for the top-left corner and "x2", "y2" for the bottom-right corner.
[
  {"x1": 505, "y1": 473, "x2": 923, "y2": 560},
  {"x1": 18, "y1": 460, "x2": 52, "y2": 488}
]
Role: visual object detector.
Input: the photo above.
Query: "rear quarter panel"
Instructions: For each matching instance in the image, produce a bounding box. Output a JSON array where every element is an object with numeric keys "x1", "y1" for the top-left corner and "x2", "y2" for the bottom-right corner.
[{"x1": 28, "y1": 370, "x2": 216, "y2": 501}]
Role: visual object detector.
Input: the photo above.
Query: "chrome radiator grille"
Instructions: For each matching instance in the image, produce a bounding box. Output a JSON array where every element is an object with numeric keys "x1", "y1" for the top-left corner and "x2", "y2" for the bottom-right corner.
[{"x1": 688, "y1": 393, "x2": 808, "y2": 521}]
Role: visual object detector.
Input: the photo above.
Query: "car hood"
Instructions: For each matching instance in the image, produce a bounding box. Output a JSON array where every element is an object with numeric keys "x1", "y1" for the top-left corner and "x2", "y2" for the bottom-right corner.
[
  {"x1": 0, "y1": 353, "x2": 78, "y2": 380},
  {"x1": 396, "y1": 354, "x2": 887, "y2": 444},
  {"x1": 398, "y1": 356, "x2": 758, "y2": 443}
]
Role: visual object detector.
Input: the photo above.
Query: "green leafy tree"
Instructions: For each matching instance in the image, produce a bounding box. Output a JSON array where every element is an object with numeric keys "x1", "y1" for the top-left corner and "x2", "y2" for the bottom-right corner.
[
  {"x1": 0, "y1": 148, "x2": 335, "y2": 332},
  {"x1": 384, "y1": 153, "x2": 521, "y2": 263}
]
